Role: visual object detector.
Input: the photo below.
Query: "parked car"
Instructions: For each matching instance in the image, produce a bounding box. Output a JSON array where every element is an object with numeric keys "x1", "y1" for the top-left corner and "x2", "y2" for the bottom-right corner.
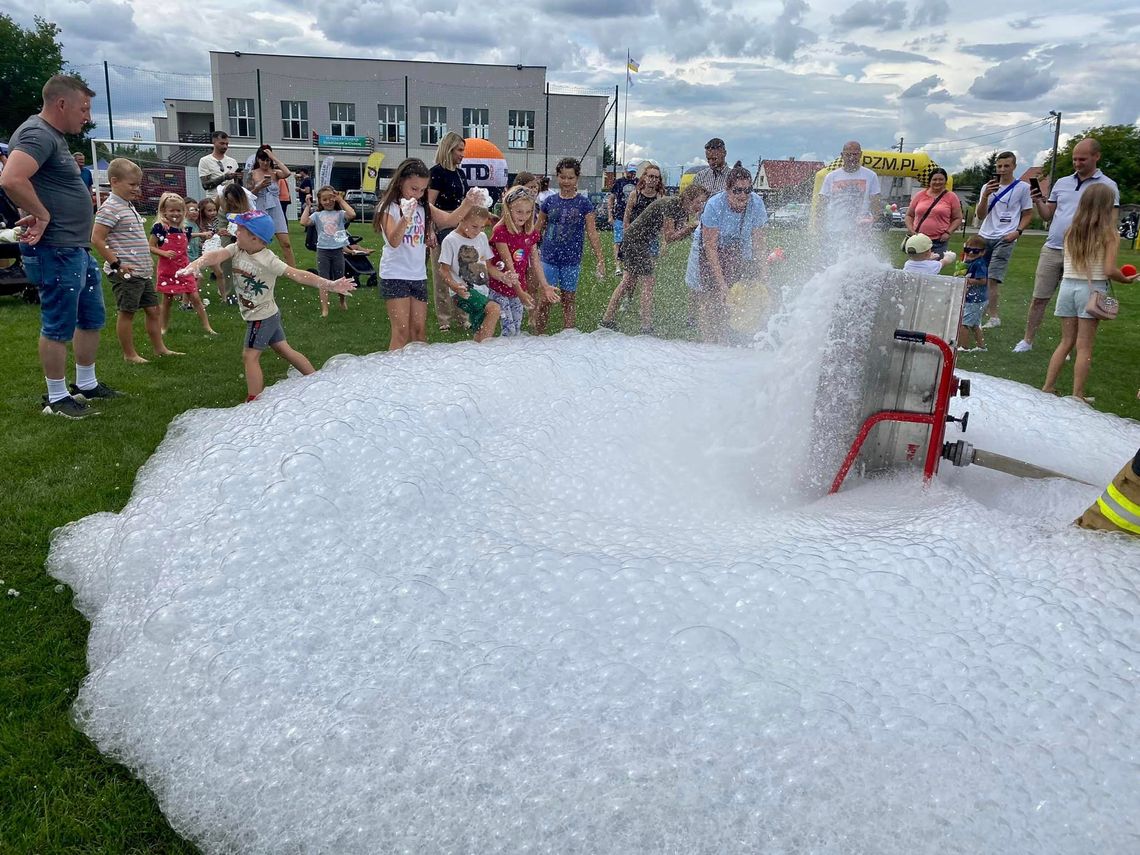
[
  {"x1": 344, "y1": 190, "x2": 378, "y2": 221},
  {"x1": 769, "y1": 202, "x2": 810, "y2": 227},
  {"x1": 891, "y1": 206, "x2": 907, "y2": 227}
]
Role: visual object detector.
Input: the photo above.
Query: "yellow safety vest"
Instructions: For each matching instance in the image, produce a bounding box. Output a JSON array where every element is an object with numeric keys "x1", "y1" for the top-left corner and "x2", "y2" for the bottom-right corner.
[{"x1": 1076, "y1": 450, "x2": 1140, "y2": 536}]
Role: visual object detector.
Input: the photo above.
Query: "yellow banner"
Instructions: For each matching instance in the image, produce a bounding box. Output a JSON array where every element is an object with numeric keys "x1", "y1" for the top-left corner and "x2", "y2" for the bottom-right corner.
[{"x1": 362, "y1": 152, "x2": 386, "y2": 194}]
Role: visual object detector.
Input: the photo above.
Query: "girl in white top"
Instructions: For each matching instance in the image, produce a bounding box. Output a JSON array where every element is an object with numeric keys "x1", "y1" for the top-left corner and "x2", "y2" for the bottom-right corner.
[
  {"x1": 1042, "y1": 183, "x2": 1138, "y2": 403},
  {"x1": 373, "y1": 158, "x2": 480, "y2": 350}
]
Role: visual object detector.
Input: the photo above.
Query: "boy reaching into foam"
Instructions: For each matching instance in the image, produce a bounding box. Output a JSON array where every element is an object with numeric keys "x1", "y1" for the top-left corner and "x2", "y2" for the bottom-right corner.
[
  {"x1": 901, "y1": 233, "x2": 954, "y2": 275},
  {"x1": 437, "y1": 206, "x2": 520, "y2": 342},
  {"x1": 182, "y1": 210, "x2": 355, "y2": 401}
]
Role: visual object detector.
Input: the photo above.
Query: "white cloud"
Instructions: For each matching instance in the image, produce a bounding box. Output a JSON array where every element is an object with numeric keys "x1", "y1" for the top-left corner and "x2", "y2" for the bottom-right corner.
[
  {"x1": 6, "y1": 0, "x2": 1139, "y2": 179},
  {"x1": 968, "y1": 57, "x2": 1058, "y2": 101}
]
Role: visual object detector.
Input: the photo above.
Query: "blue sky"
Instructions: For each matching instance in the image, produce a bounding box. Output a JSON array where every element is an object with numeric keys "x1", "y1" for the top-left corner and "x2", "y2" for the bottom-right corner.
[{"x1": 13, "y1": 0, "x2": 1140, "y2": 178}]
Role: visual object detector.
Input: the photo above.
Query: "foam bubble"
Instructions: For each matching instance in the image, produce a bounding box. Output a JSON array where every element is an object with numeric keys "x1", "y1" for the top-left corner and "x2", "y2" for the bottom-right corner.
[{"x1": 47, "y1": 260, "x2": 1140, "y2": 854}]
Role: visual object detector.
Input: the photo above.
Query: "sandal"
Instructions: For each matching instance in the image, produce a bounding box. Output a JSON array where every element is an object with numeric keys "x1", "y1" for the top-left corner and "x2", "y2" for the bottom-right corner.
[{"x1": 598, "y1": 320, "x2": 617, "y2": 330}]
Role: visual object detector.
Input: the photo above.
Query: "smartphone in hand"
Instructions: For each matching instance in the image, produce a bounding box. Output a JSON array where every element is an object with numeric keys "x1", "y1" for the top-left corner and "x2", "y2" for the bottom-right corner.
[{"x1": 1029, "y1": 177, "x2": 1042, "y2": 197}]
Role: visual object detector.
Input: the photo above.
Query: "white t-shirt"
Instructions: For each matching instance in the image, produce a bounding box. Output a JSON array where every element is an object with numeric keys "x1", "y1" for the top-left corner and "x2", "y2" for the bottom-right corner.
[
  {"x1": 1045, "y1": 170, "x2": 1119, "y2": 250},
  {"x1": 819, "y1": 166, "x2": 881, "y2": 226},
  {"x1": 978, "y1": 180, "x2": 1033, "y2": 240},
  {"x1": 903, "y1": 258, "x2": 944, "y2": 275},
  {"x1": 438, "y1": 230, "x2": 493, "y2": 296},
  {"x1": 225, "y1": 243, "x2": 289, "y2": 321},
  {"x1": 379, "y1": 201, "x2": 428, "y2": 281},
  {"x1": 198, "y1": 153, "x2": 239, "y2": 192}
]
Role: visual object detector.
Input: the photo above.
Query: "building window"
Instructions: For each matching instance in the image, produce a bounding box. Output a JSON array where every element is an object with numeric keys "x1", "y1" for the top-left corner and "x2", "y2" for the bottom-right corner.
[
  {"x1": 420, "y1": 106, "x2": 447, "y2": 146},
  {"x1": 227, "y1": 98, "x2": 257, "y2": 138},
  {"x1": 463, "y1": 108, "x2": 489, "y2": 140},
  {"x1": 281, "y1": 100, "x2": 309, "y2": 140},
  {"x1": 378, "y1": 104, "x2": 405, "y2": 144},
  {"x1": 508, "y1": 110, "x2": 535, "y2": 150},
  {"x1": 329, "y1": 102, "x2": 356, "y2": 137}
]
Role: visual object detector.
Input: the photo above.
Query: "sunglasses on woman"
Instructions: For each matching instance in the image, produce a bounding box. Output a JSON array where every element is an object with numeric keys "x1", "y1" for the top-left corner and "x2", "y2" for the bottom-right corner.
[{"x1": 730, "y1": 187, "x2": 751, "y2": 196}]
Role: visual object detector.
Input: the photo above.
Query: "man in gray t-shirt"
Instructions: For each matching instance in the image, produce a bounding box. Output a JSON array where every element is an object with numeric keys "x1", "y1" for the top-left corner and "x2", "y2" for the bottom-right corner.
[{"x1": 0, "y1": 75, "x2": 121, "y2": 418}]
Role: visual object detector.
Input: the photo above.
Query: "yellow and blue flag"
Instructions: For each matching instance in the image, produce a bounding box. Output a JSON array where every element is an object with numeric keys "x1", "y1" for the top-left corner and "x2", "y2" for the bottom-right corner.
[{"x1": 627, "y1": 52, "x2": 639, "y2": 85}]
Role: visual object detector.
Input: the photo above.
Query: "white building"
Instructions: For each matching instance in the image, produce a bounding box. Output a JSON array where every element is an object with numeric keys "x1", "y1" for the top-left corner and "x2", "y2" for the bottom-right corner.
[{"x1": 152, "y1": 52, "x2": 610, "y2": 192}]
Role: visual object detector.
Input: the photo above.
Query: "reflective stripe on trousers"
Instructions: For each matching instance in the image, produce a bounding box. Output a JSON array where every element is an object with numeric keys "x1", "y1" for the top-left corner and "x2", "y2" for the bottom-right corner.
[{"x1": 1095, "y1": 482, "x2": 1140, "y2": 535}]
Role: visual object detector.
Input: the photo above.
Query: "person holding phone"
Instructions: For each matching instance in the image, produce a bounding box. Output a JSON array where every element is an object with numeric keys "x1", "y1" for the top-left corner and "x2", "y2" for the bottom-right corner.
[
  {"x1": 974, "y1": 150, "x2": 1033, "y2": 331},
  {"x1": 1014, "y1": 137, "x2": 1119, "y2": 353},
  {"x1": 197, "y1": 131, "x2": 242, "y2": 298}
]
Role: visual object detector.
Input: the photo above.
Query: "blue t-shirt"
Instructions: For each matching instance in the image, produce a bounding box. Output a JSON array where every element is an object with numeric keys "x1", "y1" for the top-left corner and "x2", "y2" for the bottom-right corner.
[
  {"x1": 698, "y1": 192, "x2": 768, "y2": 257},
  {"x1": 80, "y1": 166, "x2": 94, "y2": 190},
  {"x1": 610, "y1": 178, "x2": 636, "y2": 216},
  {"x1": 685, "y1": 191, "x2": 768, "y2": 287},
  {"x1": 965, "y1": 257, "x2": 988, "y2": 303},
  {"x1": 540, "y1": 193, "x2": 595, "y2": 266},
  {"x1": 311, "y1": 210, "x2": 349, "y2": 250}
]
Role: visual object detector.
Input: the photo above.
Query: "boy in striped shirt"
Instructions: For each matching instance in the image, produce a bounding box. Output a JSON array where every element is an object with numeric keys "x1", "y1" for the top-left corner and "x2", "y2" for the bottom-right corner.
[{"x1": 91, "y1": 158, "x2": 183, "y2": 363}]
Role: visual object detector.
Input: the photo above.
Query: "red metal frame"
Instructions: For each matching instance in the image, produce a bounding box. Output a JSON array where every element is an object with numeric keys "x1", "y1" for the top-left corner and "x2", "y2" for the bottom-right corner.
[{"x1": 829, "y1": 333, "x2": 957, "y2": 494}]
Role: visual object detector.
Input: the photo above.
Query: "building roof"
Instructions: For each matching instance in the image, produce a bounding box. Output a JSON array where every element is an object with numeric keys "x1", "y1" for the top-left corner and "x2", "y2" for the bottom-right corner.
[{"x1": 761, "y1": 159, "x2": 825, "y2": 189}]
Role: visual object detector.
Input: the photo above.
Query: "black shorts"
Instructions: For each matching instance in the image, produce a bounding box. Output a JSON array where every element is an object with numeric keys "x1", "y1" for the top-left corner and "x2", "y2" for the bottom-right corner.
[
  {"x1": 621, "y1": 246, "x2": 657, "y2": 277},
  {"x1": 381, "y1": 278, "x2": 428, "y2": 302}
]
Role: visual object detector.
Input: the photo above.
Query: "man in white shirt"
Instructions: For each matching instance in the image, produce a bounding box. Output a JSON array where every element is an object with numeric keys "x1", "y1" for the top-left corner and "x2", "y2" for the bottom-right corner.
[
  {"x1": 1014, "y1": 138, "x2": 1118, "y2": 352},
  {"x1": 817, "y1": 140, "x2": 881, "y2": 233},
  {"x1": 197, "y1": 130, "x2": 241, "y2": 196},
  {"x1": 974, "y1": 151, "x2": 1033, "y2": 330},
  {"x1": 196, "y1": 131, "x2": 243, "y2": 301}
]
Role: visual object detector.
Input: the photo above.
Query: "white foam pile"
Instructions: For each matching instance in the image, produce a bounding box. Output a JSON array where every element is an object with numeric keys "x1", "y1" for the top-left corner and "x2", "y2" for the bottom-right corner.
[{"x1": 49, "y1": 260, "x2": 1140, "y2": 854}]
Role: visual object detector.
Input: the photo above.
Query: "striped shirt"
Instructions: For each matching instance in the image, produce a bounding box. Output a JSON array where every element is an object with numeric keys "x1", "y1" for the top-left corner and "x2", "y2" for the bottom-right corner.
[{"x1": 94, "y1": 193, "x2": 152, "y2": 276}]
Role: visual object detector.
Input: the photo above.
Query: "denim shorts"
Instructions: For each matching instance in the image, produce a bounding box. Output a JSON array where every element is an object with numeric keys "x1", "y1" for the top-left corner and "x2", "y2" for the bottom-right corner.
[
  {"x1": 961, "y1": 301, "x2": 984, "y2": 328},
  {"x1": 542, "y1": 262, "x2": 582, "y2": 293},
  {"x1": 21, "y1": 245, "x2": 106, "y2": 341},
  {"x1": 612, "y1": 220, "x2": 625, "y2": 243},
  {"x1": 381, "y1": 278, "x2": 427, "y2": 302},
  {"x1": 1055, "y1": 277, "x2": 1106, "y2": 320}
]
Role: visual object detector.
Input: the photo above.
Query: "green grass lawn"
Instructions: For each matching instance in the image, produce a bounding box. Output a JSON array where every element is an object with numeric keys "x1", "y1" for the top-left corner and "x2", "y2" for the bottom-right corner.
[{"x1": 1, "y1": 221, "x2": 1137, "y2": 853}]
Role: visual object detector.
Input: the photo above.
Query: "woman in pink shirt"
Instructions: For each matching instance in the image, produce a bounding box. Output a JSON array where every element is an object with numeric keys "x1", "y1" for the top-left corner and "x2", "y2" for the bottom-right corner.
[{"x1": 904, "y1": 168, "x2": 962, "y2": 255}]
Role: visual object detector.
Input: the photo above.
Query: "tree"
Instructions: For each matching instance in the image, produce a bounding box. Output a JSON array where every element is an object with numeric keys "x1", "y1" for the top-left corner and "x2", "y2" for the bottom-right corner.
[
  {"x1": 0, "y1": 16, "x2": 66, "y2": 139},
  {"x1": 0, "y1": 15, "x2": 95, "y2": 150},
  {"x1": 953, "y1": 151, "x2": 999, "y2": 198},
  {"x1": 1042, "y1": 124, "x2": 1140, "y2": 205},
  {"x1": 94, "y1": 143, "x2": 159, "y2": 163},
  {"x1": 603, "y1": 141, "x2": 615, "y2": 170}
]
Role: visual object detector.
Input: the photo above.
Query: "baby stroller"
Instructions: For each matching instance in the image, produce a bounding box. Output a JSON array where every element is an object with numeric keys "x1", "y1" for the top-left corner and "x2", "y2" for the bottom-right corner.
[
  {"x1": 0, "y1": 189, "x2": 38, "y2": 303},
  {"x1": 304, "y1": 221, "x2": 378, "y2": 288}
]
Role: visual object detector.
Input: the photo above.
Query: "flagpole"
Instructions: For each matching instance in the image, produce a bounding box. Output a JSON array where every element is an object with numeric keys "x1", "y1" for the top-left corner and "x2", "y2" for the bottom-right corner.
[{"x1": 622, "y1": 49, "x2": 630, "y2": 164}]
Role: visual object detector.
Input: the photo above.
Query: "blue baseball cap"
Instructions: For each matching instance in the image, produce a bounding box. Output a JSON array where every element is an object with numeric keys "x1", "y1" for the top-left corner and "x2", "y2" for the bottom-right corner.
[
  {"x1": 227, "y1": 210, "x2": 275, "y2": 245},
  {"x1": 625, "y1": 162, "x2": 638, "y2": 173}
]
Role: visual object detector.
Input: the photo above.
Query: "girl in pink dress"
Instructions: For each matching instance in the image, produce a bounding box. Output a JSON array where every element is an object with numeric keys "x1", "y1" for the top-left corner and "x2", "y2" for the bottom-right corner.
[{"x1": 150, "y1": 192, "x2": 217, "y2": 336}]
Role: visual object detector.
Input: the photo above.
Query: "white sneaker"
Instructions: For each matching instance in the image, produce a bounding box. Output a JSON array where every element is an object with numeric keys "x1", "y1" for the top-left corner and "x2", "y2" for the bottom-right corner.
[
  {"x1": 1012, "y1": 340, "x2": 1033, "y2": 353},
  {"x1": 982, "y1": 317, "x2": 1001, "y2": 329}
]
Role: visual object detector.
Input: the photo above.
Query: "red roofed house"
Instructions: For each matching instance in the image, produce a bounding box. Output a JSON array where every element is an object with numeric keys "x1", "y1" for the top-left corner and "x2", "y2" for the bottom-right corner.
[{"x1": 755, "y1": 158, "x2": 825, "y2": 204}]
